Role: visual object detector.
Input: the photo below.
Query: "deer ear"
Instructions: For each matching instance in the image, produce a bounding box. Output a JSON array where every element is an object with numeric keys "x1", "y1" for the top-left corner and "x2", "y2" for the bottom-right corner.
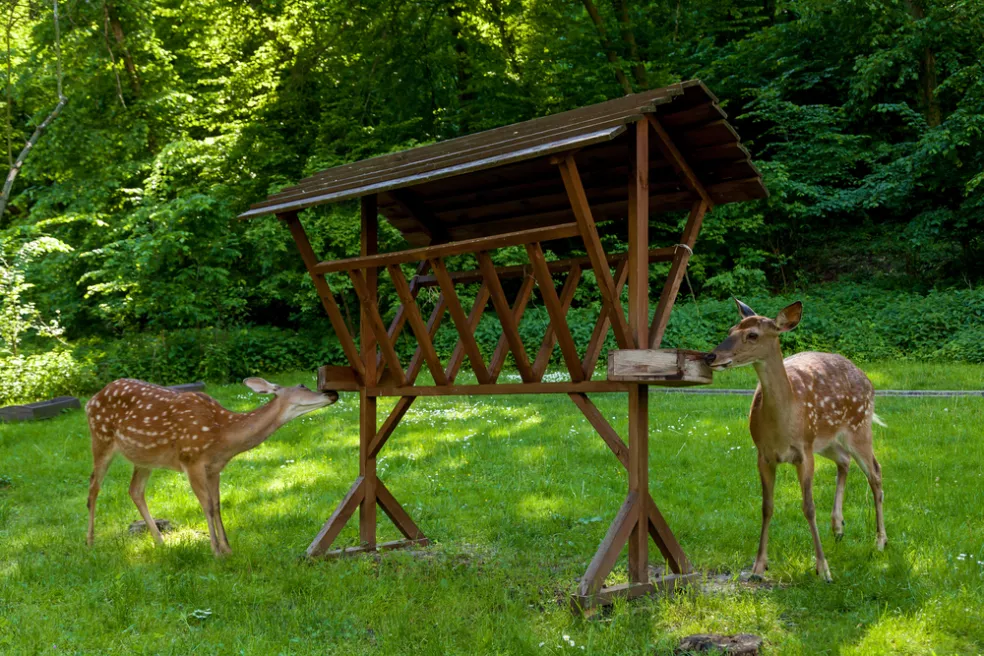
[
  {"x1": 735, "y1": 298, "x2": 757, "y2": 318},
  {"x1": 776, "y1": 301, "x2": 803, "y2": 332},
  {"x1": 243, "y1": 377, "x2": 279, "y2": 394}
]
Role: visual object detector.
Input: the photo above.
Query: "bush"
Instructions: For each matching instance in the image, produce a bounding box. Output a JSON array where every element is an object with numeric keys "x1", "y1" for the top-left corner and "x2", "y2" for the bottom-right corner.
[
  {"x1": 0, "y1": 350, "x2": 96, "y2": 406},
  {"x1": 4, "y1": 283, "x2": 983, "y2": 406}
]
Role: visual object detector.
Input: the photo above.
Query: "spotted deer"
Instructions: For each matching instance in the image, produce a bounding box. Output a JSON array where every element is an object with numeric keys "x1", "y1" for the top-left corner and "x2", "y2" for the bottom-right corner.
[
  {"x1": 85, "y1": 378, "x2": 338, "y2": 556},
  {"x1": 705, "y1": 300, "x2": 886, "y2": 581}
]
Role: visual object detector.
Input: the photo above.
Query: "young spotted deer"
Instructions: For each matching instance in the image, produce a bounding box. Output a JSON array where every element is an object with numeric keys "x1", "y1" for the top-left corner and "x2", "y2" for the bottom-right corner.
[
  {"x1": 705, "y1": 300, "x2": 886, "y2": 581},
  {"x1": 85, "y1": 378, "x2": 338, "y2": 555}
]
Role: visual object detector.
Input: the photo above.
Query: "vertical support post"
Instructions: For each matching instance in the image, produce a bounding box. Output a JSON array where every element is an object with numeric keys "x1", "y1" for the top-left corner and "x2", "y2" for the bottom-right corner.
[
  {"x1": 360, "y1": 194, "x2": 378, "y2": 548},
  {"x1": 627, "y1": 120, "x2": 650, "y2": 584}
]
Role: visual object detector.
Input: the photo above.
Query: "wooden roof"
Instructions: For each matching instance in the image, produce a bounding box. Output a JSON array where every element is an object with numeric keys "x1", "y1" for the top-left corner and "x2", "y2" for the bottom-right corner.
[{"x1": 240, "y1": 80, "x2": 767, "y2": 246}]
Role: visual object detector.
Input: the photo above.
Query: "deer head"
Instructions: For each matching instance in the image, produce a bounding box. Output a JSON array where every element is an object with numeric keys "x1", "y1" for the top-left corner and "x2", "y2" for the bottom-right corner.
[
  {"x1": 704, "y1": 299, "x2": 802, "y2": 370},
  {"x1": 243, "y1": 377, "x2": 339, "y2": 422}
]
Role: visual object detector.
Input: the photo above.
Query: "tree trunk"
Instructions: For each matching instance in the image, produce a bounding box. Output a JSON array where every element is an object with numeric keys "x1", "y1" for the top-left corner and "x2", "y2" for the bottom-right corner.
[
  {"x1": 581, "y1": 0, "x2": 633, "y2": 94},
  {"x1": 105, "y1": 1, "x2": 140, "y2": 96},
  {"x1": 448, "y1": 3, "x2": 475, "y2": 132},
  {"x1": 0, "y1": 0, "x2": 66, "y2": 219},
  {"x1": 0, "y1": 96, "x2": 66, "y2": 219},
  {"x1": 612, "y1": 0, "x2": 646, "y2": 88},
  {"x1": 905, "y1": 0, "x2": 941, "y2": 127}
]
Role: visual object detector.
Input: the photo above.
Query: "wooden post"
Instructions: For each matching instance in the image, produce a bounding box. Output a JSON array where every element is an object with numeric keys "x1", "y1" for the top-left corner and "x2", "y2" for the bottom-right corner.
[
  {"x1": 360, "y1": 194, "x2": 378, "y2": 548},
  {"x1": 626, "y1": 120, "x2": 650, "y2": 584}
]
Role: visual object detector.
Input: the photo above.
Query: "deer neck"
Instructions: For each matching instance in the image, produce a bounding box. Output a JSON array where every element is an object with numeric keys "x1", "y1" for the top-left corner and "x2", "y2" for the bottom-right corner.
[
  {"x1": 752, "y1": 341, "x2": 795, "y2": 419},
  {"x1": 223, "y1": 397, "x2": 290, "y2": 455}
]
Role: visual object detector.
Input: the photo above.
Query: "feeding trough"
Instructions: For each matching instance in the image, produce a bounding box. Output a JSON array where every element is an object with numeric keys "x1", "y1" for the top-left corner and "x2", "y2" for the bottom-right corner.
[
  {"x1": 241, "y1": 80, "x2": 766, "y2": 611},
  {"x1": 0, "y1": 396, "x2": 81, "y2": 423},
  {"x1": 608, "y1": 349, "x2": 713, "y2": 386}
]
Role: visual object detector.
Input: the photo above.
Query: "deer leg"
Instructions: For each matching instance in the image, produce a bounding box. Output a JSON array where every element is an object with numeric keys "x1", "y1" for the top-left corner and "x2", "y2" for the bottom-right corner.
[
  {"x1": 795, "y1": 453, "x2": 832, "y2": 582},
  {"x1": 206, "y1": 471, "x2": 231, "y2": 554},
  {"x1": 850, "y1": 434, "x2": 887, "y2": 550},
  {"x1": 185, "y1": 465, "x2": 223, "y2": 557},
  {"x1": 87, "y1": 444, "x2": 115, "y2": 546},
  {"x1": 751, "y1": 453, "x2": 776, "y2": 577},
  {"x1": 129, "y1": 466, "x2": 164, "y2": 545},
  {"x1": 826, "y1": 446, "x2": 851, "y2": 540}
]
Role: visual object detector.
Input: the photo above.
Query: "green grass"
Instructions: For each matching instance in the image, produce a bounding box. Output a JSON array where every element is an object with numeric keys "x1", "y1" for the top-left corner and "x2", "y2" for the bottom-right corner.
[{"x1": 1, "y1": 364, "x2": 983, "y2": 654}]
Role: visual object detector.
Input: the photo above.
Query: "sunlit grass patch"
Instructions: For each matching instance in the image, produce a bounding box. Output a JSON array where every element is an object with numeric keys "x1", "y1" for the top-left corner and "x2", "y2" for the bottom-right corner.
[{"x1": 0, "y1": 362, "x2": 982, "y2": 654}]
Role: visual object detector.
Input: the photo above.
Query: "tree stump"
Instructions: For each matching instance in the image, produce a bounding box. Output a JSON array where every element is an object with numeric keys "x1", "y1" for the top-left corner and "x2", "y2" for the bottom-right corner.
[{"x1": 677, "y1": 634, "x2": 763, "y2": 655}]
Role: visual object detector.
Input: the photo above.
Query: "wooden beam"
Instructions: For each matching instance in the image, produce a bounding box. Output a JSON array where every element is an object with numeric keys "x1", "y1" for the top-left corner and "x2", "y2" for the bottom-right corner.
[
  {"x1": 431, "y1": 258, "x2": 492, "y2": 384},
  {"x1": 359, "y1": 195, "x2": 379, "y2": 549},
  {"x1": 445, "y1": 284, "x2": 490, "y2": 383},
  {"x1": 627, "y1": 122, "x2": 650, "y2": 585},
  {"x1": 367, "y1": 381, "x2": 629, "y2": 396},
  {"x1": 478, "y1": 251, "x2": 535, "y2": 382},
  {"x1": 581, "y1": 259, "x2": 628, "y2": 380},
  {"x1": 556, "y1": 156, "x2": 632, "y2": 349},
  {"x1": 531, "y1": 264, "x2": 581, "y2": 381},
  {"x1": 306, "y1": 477, "x2": 365, "y2": 557},
  {"x1": 649, "y1": 200, "x2": 708, "y2": 348},
  {"x1": 349, "y1": 268, "x2": 407, "y2": 387},
  {"x1": 377, "y1": 260, "x2": 430, "y2": 382},
  {"x1": 376, "y1": 480, "x2": 426, "y2": 541},
  {"x1": 526, "y1": 245, "x2": 583, "y2": 382},
  {"x1": 414, "y1": 248, "x2": 673, "y2": 288},
  {"x1": 279, "y1": 213, "x2": 365, "y2": 381},
  {"x1": 488, "y1": 273, "x2": 535, "y2": 382},
  {"x1": 571, "y1": 573, "x2": 700, "y2": 612},
  {"x1": 578, "y1": 492, "x2": 639, "y2": 596},
  {"x1": 368, "y1": 295, "x2": 447, "y2": 458},
  {"x1": 322, "y1": 538, "x2": 429, "y2": 558},
  {"x1": 568, "y1": 393, "x2": 628, "y2": 467},
  {"x1": 388, "y1": 188, "x2": 449, "y2": 243},
  {"x1": 647, "y1": 114, "x2": 714, "y2": 210},
  {"x1": 314, "y1": 222, "x2": 581, "y2": 274},
  {"x1": 388, "y1": 265, "x2": 448, "y2": 385}
]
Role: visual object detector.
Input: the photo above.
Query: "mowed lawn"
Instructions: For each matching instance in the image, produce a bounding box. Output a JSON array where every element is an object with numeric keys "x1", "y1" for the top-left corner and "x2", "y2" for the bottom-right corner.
[{"x1": 1, "y1": 363, "x2": 983, "y2": 655}]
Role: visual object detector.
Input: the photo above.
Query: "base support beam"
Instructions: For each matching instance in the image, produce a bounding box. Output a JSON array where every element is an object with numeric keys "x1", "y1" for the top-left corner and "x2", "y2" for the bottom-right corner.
[
  {"x1": 320, "y1": 538, "x2": 430, "y2": 559},
  {"x1": 570, "y1": 572, "x2": 701, "y2": 613}
]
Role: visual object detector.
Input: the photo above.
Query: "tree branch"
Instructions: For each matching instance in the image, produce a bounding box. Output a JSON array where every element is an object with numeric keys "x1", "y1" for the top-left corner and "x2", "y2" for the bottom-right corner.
[
  {"x1": 612, "y1": 0, "x2": 646, "y2": 88},
  {"x1": 581, "y1": 0, "x2": 632, "y2": 94},
  {"x1": 0, "y1": 0, "x2": 66, "y2": 219}
]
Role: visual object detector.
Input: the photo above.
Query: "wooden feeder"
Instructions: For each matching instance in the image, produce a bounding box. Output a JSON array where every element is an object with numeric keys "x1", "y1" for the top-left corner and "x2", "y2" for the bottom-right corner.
[{"x1": 241, "y1": 80, "x2": 766, "y2": 611}]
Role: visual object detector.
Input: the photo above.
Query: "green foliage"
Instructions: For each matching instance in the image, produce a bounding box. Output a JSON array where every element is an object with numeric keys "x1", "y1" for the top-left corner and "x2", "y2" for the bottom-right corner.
[
  {"x1": 1, "y1": 0, "x2": 982, "y2": 401},
  {"x1": 0, "y1": 349, "x2": 93, "y2": 405},
  {"x1": 2, "y1": 372, "x2": 984, "y2": 653},
  {"x1": 0, "y1": 236, "x2": 71, "y2": 355}
]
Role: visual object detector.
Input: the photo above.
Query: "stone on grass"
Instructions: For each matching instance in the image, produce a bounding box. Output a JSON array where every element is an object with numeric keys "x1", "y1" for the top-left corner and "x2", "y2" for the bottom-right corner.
[
  {"x1": 677, "y1": 633, "x2": 763, "y2": 655},
  {"x1": 128, "y1": 519, "x2": 173, "y2": 534}
]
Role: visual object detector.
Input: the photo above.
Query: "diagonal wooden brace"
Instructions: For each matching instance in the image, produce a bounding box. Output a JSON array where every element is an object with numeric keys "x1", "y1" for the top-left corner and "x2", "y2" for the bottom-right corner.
[
  {"x1": 568, "y1": 392, "x2": 692, "y2": 574},
  {"x1": 478, "y1": 251, "x2": 535, "y2": 382},
  {"x1": 649, "y1": 200, "x2": 708, "y2": 349},
  {"x1": 350, "y1": 269, "x2": 407, "y2": 386},
  {"x1": 488, "y1": 274, "x2": 535, "y2": 382},
  {"x1": 556, "y1": 155, "x2": 632, "y2": 349},
  {"x1": 526, "y1": 245, "x2": 584, "y2": 382},
  {"x1": 279, "y1": 213, "x2": 365, "y2": 381}
]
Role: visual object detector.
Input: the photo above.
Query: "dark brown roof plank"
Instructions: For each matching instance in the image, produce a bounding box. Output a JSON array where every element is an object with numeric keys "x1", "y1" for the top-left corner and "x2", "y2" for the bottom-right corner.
[
  {"x1": 285, "y1": 85, "x2": 683, "y2": 189},
  {"x1": 254, "y1": 109, "x2": 656, "y2": 211},
  {"x1": 239, "y1": 127, "x2": 627, "y2": 219},
  {"x1": 312, "y1": 222, "x2": 583, "y2": 274}
]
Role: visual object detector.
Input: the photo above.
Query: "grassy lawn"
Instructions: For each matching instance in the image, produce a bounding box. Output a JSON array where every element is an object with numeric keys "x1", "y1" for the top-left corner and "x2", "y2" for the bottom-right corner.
[{"x1": 1, "y1": 362, "x2": 983, "y2": 654}]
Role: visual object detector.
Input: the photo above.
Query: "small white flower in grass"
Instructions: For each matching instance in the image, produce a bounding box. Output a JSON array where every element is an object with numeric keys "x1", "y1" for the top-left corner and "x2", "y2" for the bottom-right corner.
[{"x1": 539, "y1": 643, "x2": 545, "y2": 648}]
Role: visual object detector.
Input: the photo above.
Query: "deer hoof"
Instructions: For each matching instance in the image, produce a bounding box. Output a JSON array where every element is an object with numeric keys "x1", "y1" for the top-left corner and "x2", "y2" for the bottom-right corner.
[
  {"x1": 876, "y1": 536, "x2": 887, "y2": 551},
  {"x1": 816, "y1": 563, "x2": 833, "y2": 583},
  {"x1": 835, "y1": 532, "x2": 845, "y2": 542}
]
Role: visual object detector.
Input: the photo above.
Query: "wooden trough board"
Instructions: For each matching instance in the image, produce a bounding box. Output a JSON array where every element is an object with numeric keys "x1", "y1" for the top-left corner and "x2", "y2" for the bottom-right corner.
[
  {"x1": 607, "y1": 349, "x2": 713, "y2": 386},
  {"x1": 0, "y1": 396, "x2": 81, "y2": 423}
]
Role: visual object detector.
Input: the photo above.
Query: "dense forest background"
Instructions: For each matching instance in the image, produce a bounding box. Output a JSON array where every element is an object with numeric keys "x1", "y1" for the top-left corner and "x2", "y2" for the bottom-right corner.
[{"x1": 1, "y1": 0, "x2": 983, "y2": 401}]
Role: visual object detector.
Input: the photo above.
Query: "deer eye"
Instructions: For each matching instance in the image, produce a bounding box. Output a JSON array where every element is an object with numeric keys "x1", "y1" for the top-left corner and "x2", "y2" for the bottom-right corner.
[{"x1": 748, "y1": 332, "x2": 759, "y2": 341}]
